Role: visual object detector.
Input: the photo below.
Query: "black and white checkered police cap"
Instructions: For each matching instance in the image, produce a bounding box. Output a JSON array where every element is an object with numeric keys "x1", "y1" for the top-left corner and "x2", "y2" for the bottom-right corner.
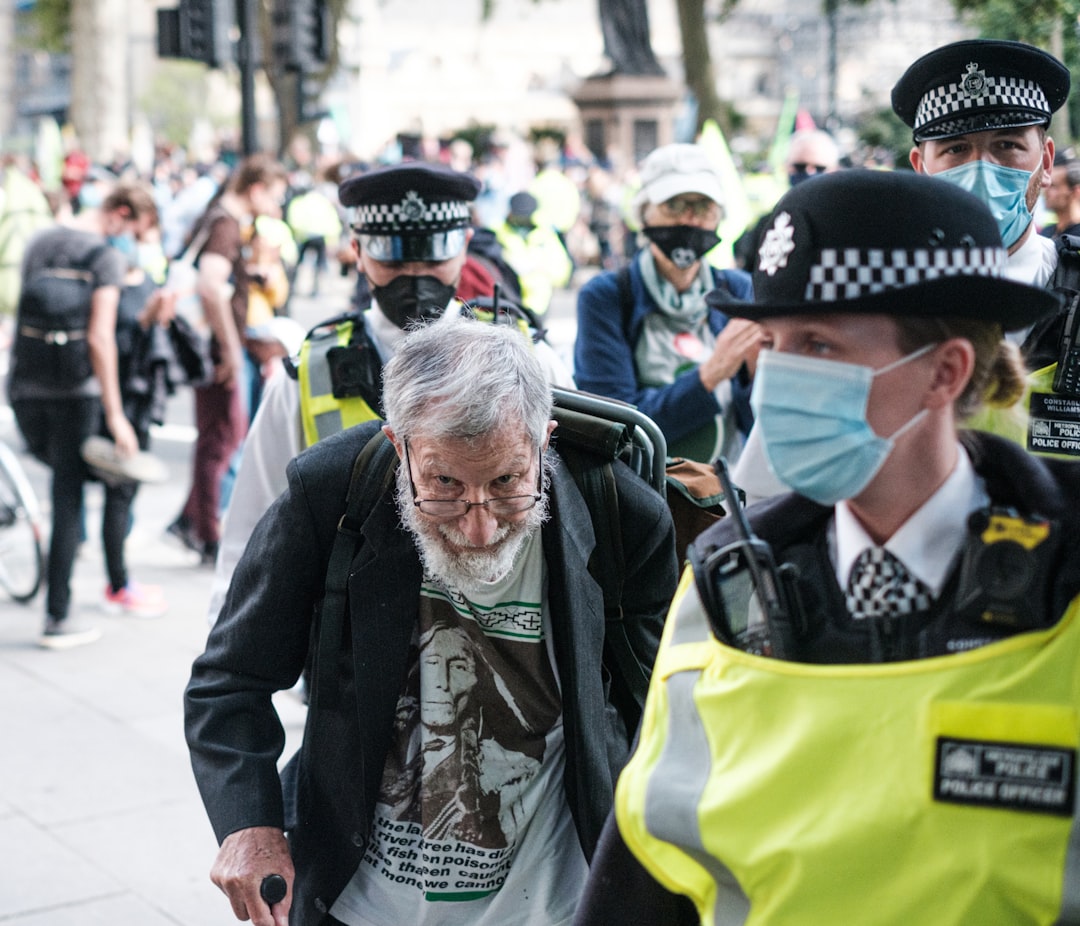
[
  {"x1": 339, "y1": 162, "x2": 481, "y2": 262},
  {"x1": 709, "y1": 170, "x2": 1060, "y2": 333},
  {"x1": 891, "y1": 39, "x2": 1069, "y2": 143}
]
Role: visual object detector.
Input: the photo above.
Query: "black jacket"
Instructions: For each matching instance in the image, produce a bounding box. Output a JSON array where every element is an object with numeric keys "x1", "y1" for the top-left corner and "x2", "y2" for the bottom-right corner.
[{"x1": 185, "y1": 420, "x2": 677, "y2": 924}]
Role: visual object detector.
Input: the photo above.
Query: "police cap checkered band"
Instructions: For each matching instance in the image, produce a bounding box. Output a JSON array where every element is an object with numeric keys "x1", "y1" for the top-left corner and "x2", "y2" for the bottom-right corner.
[
  {"x1": 806, "y1": 246, "x2": 1007, "y2": 302},
  {"x1": 339, "y1": 162, "x2": 481, "y2": 234},
  {"x1": 351, "y1": 194, "x2": 473, "y2": 235},
  {"x1": 708, "y1": 170, "x2": 1063, "y2": 333},
  {"x1": 914, "y1": 73, "x2": 1049, "y2": 140},
  {"x1": 892, "y1": 40, "x2": 1069, "y2": 143},
  {"x1": 359, "y1": 229, "x2": 468, "y2": 263}
]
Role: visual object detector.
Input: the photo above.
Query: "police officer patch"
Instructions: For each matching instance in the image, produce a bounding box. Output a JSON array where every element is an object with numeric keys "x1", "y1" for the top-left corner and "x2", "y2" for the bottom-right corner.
[
  {"x1": 400, "y1": 191, "x2": 425, "y2": 221},
  {"x1": 934, "y1": 737, "x2": 1076, "y2": 816},
  {"x1": 961, "y1": 62, "x2": 988, "y2": 100},
  {"x1": 758, "y1": 212, "x2": 796, "y2": 277}
]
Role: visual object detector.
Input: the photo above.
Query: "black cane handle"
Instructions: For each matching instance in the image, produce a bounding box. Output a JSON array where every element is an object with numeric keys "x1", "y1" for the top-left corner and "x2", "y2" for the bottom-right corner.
[{"x1": 260, "y1": 873, "x2": 288, "y2": 906}]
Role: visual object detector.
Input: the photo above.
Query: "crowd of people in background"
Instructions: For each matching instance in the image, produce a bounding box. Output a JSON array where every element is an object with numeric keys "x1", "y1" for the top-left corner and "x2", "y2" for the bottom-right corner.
[{"x1": 4, "y1": 71, "x2": 1080, "y2": 648}]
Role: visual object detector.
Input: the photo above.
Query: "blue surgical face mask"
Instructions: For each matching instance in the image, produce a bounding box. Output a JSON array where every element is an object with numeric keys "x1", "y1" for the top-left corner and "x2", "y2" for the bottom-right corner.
[
  {"x1": 106, "y1": 232, "x2": 138, "y2": 266},
  {"x1": 933, "y1": 160, "x2": 1035, "y2": 248},
  {"x1": 750, "y1": 345, "x2": 935, "y2": 506},
  {"x1": 79, "y1": 182, "x2": 104, "y2": 210}
]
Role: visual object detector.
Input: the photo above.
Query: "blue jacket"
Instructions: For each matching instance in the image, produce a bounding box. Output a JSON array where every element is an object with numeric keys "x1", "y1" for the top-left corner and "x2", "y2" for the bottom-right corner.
[{"x1": 574, "y1": 257, "x2": 753, "y2": 448}]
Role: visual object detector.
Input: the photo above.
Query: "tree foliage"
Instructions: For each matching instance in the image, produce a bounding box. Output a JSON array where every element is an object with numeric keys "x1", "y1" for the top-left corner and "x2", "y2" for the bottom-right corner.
[
  {"x1": 24, "y1": 0, "x2": 72, "y2": 54},
  {"x1": 949, "y1": 0, "x2": 1080, "y2": 145}
]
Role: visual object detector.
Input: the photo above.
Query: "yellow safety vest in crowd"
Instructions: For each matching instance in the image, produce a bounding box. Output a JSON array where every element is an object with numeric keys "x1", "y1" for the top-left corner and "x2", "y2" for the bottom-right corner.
[
  {"x1": 286, "y1": 188, "x2": 342, "y2": 249},
  {"x1": 492, "y1": 221, "x2": 572, "y2": 316},
  {"x1": 963, "y1": 363, "x2": 1080, "y2": 461},
  {"x1": 1026, "y1": 362, "x2": 1080, "y2": 460},
  {"x1": 298, "y1": 318, "x2": 380, "y2": 447},
  {"x1": 616, "y1": 569, "x2": 1080, "y2": 926}
]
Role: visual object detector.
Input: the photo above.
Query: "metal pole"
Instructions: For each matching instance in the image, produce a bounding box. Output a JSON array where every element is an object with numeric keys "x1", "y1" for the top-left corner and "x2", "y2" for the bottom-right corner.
[
  {"x1": 237, "y1": 0, "x2": 258, "y2": 154},
  {"x1": 826, "y1": 0, "x2": 838, "y2": 131}
]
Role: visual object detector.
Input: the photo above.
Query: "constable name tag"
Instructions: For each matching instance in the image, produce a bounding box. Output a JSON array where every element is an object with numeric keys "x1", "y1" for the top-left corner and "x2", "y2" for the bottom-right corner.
[
  {"x1": 934, "y1": 737, "x2": 1076, "y2": 816},
  {"x1": 1028, "y1": 392, "x2": 1080, "y2": 457}
]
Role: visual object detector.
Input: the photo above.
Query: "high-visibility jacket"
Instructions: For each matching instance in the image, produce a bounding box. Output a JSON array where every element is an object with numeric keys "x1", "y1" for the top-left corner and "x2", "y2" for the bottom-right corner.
[
  {"x1": 298, "y1": 317, "x2": 382, "y2": 447},
  {"x1": 616, "y1": 567, "x2": 1080, "y2": 926},
  {"x1": 963, "y1": 362, "x2": 1080, "y2": 461},
  {"x1": 492, "y1": 221, "x2": 572, "y2": 316}
]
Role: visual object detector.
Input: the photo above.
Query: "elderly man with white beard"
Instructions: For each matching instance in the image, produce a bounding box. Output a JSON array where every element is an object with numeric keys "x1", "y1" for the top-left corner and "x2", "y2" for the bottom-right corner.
[{"x1": 184, "y1": 316, "x2": 678, "y2": 926}]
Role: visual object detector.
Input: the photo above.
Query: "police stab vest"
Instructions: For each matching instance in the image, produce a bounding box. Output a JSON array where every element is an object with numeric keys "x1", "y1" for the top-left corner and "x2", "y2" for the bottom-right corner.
[
  {"x1": 298, "y1": 317, "x2": 382, "y2": 447},
  {"x1": 615, "y1": 568, "x2": 1080, "y2": 926}
]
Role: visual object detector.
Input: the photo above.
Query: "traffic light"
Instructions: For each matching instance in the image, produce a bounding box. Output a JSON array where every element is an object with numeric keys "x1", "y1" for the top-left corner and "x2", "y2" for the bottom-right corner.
[
  {"x1": 177, "y1": 0, "x2": 234, "y2": 68},
  {"x1": 298, "y1": 75, "x2": 330, "y2": 124},
  {"x1": 273, "y1": 0, "x2": 331, "y2": 73}
]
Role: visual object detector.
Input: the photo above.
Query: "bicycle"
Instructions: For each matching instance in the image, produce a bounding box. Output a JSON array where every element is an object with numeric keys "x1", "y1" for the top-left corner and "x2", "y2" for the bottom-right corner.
[{"x1": 0, "y1": 439, "x2": 44, "y2": 602}]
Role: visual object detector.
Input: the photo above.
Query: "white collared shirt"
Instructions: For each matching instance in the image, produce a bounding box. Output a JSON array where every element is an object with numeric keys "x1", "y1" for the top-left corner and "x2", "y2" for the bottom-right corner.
[
  {"x1": 832, "y1": 445, "x2": 989, "y2": 596},
  {"x1": 1004, "y1": 231, "x2": 1057, "y2": 347}
]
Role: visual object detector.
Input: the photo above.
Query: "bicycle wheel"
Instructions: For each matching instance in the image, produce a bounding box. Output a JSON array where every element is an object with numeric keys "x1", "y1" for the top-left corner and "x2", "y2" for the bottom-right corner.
[{"x1": 0, "y1": 442, "x2": 44, "y2": 603}]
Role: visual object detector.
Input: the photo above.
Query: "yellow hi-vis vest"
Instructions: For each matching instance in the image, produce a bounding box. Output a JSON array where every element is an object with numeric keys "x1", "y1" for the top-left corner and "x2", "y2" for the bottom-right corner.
[
  {"x1": 616, "y1": 568, "x2": 1080, "y2": 926},
  {"x1": 963, "y1": 362, "x2": 1080, "y2": 461},
  {"x1": 298, "y1": 318, "x2": 380, "y2": 447}
]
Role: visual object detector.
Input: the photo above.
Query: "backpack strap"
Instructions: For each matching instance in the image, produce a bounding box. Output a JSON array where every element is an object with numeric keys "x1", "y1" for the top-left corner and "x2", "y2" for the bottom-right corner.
[
  {"x1": 311, "y1": 429, "x2": 398, "y2": 710},
  {"x1": 38, "y1": 241, "x2": 110, "y2": 278},
  {"x1": 555, "y1": 419, "x2": 650, "y2": 728}
]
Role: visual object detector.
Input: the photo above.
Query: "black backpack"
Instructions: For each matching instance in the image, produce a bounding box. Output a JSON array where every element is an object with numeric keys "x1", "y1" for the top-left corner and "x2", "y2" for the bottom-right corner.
[{"x1": 13, "y1": 244, "x2": 109, "y2": 389}]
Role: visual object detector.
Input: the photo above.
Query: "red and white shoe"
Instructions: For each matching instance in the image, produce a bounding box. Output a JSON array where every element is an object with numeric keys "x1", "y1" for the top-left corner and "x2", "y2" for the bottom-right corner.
[{"x1": 102, "y1": 582, "x2": 168, "y2": 619}]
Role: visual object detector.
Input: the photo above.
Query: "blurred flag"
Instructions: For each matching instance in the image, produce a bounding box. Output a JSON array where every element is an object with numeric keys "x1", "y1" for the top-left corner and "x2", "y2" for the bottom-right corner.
[
  {"x1": 697, "y1": 119, "x2": 751, "y2": 269},
  {"x1": 767, "y1": 90, "x2": 801, "y2": 183},
  {"x1": 35, "y1": 117, "x2": 64, "y2": 191}
]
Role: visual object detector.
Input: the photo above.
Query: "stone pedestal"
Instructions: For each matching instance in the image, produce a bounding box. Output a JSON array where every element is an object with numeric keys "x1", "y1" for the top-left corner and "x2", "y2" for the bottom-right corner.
[{"x1": 572, "y1": 72, "x2": 683, "y2": 167}]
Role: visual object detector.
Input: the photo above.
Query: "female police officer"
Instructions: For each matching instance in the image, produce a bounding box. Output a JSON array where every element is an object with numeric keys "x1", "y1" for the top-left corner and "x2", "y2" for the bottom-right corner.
[{"x1": 574, "y1": 169, "x2": 1080, "y2": 925}]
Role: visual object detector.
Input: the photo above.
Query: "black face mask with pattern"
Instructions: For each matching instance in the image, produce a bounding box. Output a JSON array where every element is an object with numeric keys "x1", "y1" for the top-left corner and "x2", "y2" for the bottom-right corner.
[
  {"x1": 642, "y1": 225, "x2": 721, "y2": 269},
  {"x1": 371, "y1": 275, "x2": 457, "y2": 329}
]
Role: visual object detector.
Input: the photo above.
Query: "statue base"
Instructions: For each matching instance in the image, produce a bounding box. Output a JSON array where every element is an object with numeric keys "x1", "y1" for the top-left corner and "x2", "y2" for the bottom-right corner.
[{"x1": 572, "y1": 72, "x2": 683, "y2": 168}]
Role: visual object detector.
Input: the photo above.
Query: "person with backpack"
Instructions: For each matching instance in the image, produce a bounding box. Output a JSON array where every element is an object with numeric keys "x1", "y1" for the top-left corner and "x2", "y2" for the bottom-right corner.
[
  {"x1": 8, "y1": 182, "x2": 157, "y2": 647},
  {"x1": 205, "y1": 161, "x2": 573, "y2": 624},
  {"x1": 165, "y1": 153, "x2": 289, "y2": 566},
  {"x1": 574, "y1": 142, "x2": 764, "y2": 464},
  {"x1": 184, "y1": 317, "x2": 677, "y2": 926}
]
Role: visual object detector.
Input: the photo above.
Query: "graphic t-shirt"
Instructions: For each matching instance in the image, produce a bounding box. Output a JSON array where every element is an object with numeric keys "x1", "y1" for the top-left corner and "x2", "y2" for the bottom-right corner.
[{"x1": 331, "y1": 530, "x2": 589, "y2": 925}]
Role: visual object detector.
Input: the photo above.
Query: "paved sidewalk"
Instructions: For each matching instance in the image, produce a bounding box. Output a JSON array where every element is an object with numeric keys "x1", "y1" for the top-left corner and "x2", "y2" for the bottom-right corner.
[
  {"x1": 0, "y1": 509, "x2": 307, "y2": 925},
  {"x1": 0, "y1": 434, "x2": 305, "y2": 926}
]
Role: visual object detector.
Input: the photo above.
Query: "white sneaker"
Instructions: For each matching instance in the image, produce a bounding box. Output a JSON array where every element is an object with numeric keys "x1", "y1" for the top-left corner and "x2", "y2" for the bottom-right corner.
[{"x1": 39, "y1": 616, "x2": 102, "y2": 649}]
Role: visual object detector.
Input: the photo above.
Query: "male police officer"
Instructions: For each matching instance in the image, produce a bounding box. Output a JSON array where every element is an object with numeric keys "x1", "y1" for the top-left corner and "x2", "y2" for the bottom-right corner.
[
  {"x1": 208, "y1": 162, "x2": 572, "y2": 620},
  {"x1": 893, "y1": 39, "x2": 1080, "y2": 459}
]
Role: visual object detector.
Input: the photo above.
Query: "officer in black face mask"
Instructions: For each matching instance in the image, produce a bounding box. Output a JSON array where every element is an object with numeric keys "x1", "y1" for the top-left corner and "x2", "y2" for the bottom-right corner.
[
  {"x1": 575, "y1": 143, "x2": 765, "y2": 462},
  {"x1": 341, "y1": 162, "x2": 478, "y2": 330},
  {"x1": 204, "y1": 161, "x2": 573, "y2": 625}
]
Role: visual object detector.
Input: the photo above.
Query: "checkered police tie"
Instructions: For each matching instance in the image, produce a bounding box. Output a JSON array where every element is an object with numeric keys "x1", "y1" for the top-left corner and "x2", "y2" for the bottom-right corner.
[{"x1": 845, "y1": 547, "x2": 933, "y2": 620}]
